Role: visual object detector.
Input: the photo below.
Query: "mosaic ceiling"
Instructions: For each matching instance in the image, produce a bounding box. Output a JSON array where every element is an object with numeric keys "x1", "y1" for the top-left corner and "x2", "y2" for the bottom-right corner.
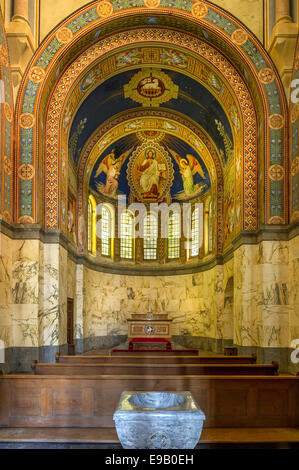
[{"x1": 69, "y1": 68, "x2": 234, "y2": 170}]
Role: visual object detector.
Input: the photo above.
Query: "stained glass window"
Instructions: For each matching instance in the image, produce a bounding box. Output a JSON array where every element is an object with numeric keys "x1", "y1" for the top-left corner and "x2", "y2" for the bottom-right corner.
[
  {"x1": 143, "y1": 213, "x2": 158, "y2": 260},
  {"x1": 120, "y1": 211, "x2": 134, "y2": 259},
  {"x1": 168, "y1": 212, "x2": 180, "y2": 259},
  {"x1": 88, "y1": 195, "x2": 96, "y2": 255},
  {"x1": 101, "y1": 205, "x2": 112, "y2": 257},
  {"x1": 88, "y1": 199, "x2": 92, "y2": 253},
  {"x1": 191, "y1": 207, "x2": 200, "y2": 257},
  {"x1": 208, "y1": 200, "x2": 213, "y2": 253}
]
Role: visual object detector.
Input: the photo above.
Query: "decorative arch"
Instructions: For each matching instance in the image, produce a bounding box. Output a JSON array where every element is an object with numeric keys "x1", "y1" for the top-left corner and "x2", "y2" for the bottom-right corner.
[
  {"x1": 14, "y1": 1, "x2": 288, "y2": 235},
  {"x1": 290, "y1": 33, "x2": 299, "y2": 223}
]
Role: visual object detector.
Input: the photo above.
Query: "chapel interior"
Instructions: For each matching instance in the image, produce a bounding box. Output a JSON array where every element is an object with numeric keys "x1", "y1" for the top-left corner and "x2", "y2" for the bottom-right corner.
[{"x1": 0, "y1": 0, "x2": 299, "y2": 449}]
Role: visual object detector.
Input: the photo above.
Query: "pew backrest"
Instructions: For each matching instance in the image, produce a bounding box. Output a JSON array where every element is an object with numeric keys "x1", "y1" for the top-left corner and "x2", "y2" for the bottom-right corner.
[
  {"x1": 55, "y1": 353, "x2": 257, "y2": 365},
  {"x1": 0, "y1": 374, "x2": 298, "y2": 428},
  {"x1": 31, "y1": 361, "x2": 278, "y2": 376}
]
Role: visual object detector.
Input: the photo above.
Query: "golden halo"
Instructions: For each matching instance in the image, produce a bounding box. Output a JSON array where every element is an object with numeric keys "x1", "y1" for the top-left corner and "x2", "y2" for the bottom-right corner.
[{"x1": 180, "y1": 158, "x2": 188, "y2": 168}]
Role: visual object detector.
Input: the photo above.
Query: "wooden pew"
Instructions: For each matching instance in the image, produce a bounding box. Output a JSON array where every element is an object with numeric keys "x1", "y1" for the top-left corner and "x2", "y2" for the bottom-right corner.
[
  {"x1": 55, "y1": 352, "x2": 257, "y2": 365},
  {"x1": 31, "y1": 361, "x2": 279, "y2": 376},
  {"x1": 111, "y1": 349, "x2": 199, "y2": 356},
  {"x1": 0, "y1": 374, "x2": 298, "y2": 428}
]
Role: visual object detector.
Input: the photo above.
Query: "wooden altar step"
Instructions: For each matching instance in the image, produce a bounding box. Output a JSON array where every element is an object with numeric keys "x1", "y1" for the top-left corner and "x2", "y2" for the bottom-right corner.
[{"x1": 0, "y1": 427, "x2": 298, "y2": 449}]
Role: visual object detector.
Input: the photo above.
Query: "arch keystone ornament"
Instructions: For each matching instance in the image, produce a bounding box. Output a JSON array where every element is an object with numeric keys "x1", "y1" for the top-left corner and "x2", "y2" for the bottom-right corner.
[
  {"x1": 56, "y1": 27, "x2": 73, "y2": 44},
  {"x1": 97, "y1": 1, "x2": 113, "y2": 18},
  {"x1": 29, "y1": 66, "x2": 45, "y2": 83},
  {"x1": 19, "y1": 113, "x2": 35, "y2": 129},
  {"x1": 191, "y1": 2, "x2": 208, "y2": 19},
  {"x1": 231, "y1": 29, "x2": 248, "y2": 46}
]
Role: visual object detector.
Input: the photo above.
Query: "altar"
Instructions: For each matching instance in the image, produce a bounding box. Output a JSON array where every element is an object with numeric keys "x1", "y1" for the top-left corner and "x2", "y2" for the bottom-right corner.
[{"x1": 127, "y1": 313, "x2": 173, "y2": 342}]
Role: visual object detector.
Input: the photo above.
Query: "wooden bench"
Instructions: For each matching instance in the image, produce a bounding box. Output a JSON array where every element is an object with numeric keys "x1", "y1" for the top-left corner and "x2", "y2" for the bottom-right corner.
[
  {"x1": 128, "y1": 337, "x2": 171, "y2": 350},
  {"x1": 55, "y1": 352, "x2": 257, "y2": 364},
  {"x1": 0, "y1": 374, "x2": 298, "y2": 428},
  {"x1": 31, "y1": 361, "x2": 279, "y2": 376},
  {"x1": 111, "y1": 349, "x2": 199, "y2": 356}
]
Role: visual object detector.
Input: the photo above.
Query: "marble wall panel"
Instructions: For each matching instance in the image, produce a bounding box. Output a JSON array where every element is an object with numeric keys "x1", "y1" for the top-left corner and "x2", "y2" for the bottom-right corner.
[
  {"x1": 289, "y1": 236, "x2": 299, "y2": 359},
  {"x1": 12, "y1": 240, "x2": 39, "y2": 305},
  {"x1": 233, "y1": 241, "x2": 294, "y2": 349},
  {"x1": 82, "y1": 265, "x2": 223, "y2": 342},
  {"x1": 0, "y1": 233, "x2": 12, "y2": 349},
  {"x1": 59, "y1": 245, "x2": 68, "y2": 345},
  {"x1": 39, "y1": 243, "x2": 59, "y2": 346},
  {"x1": 12, "y1": 304, "x2": 38, "y2": 347},
  {"x1": 11, "y1": 240, "x2": 39, "y2": 348},
  {"x1": 75, "y1": 264, "x2": 83, "y2": 348}
]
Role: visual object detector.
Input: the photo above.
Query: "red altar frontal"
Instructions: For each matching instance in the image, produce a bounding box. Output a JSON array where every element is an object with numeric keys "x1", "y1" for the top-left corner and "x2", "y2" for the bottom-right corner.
[{"x1": 127, "y1": 313, "x2": 173, "y2": 349}]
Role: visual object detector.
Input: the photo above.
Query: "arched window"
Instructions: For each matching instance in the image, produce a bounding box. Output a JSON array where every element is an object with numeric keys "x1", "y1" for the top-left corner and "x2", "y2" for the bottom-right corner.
[
  {"x1": 143, "y1": 213, "x2": 158, "y2": 260},
  {"x1": 191, "y1": 206, "x2": 200, "y2": 257},
  {"x1": 120, "y1": 211, "x2": 134, "y2": 259},
  {"x1": 88, "y1": 194, "x2": 96, "y2": 255},
  {"x1": 100, "y1": 204, "x2": 114, "y2": 257},
  {"x1": 168, "y1": 212, "x2": 180, "y2": 259},
  {"x1": 208, "y1": 199, "x2": 214, "y2": 253}
]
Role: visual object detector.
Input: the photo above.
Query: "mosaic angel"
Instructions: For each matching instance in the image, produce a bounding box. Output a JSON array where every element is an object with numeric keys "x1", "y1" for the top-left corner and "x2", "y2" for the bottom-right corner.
[
  {"x1": 169, "y1": 150, "x2": 206, "y2": 199},
  {"x1": 95, "y1": 148, "x2": 132, "y2": 198}
]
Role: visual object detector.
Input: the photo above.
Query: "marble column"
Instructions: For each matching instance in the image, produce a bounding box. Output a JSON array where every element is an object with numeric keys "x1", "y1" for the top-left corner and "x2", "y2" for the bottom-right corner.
[{"x1": 38, "y1": 243, "x2": 68, "y2": 362}]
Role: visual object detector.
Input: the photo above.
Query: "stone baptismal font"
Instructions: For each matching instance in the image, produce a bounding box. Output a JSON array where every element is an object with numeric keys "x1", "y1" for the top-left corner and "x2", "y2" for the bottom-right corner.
[{"x1": 114, "y1": 391, "x2": 206, "y2": 449}]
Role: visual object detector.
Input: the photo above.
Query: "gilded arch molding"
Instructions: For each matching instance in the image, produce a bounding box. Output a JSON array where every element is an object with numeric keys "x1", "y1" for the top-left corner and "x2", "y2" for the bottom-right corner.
[
  {"x1": 14, "y1": 1, "x2": 287, "y2": 229},
  {"x1": 48, "y1": 29, "x2": 253, "y2": 234},
  {"x1": 290, "y1": 34, "x2": 299, "y2": 223}
]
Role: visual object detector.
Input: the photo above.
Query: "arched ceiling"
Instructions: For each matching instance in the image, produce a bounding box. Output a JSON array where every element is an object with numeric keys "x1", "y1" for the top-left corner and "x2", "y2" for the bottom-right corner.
[
  {"x1": 69, "y1": 67, "x2": 234, "y2": 168},
  {"x1": 15, "y1": 1, "x2": 287, "y2": 236}
]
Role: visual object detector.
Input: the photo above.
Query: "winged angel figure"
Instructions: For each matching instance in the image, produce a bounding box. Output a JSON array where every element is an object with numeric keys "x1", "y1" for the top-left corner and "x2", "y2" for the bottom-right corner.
[
  {"x1": 169, "y1": 149, "x2": 207, "y2": 199},
  {"x1": 95, "y1": 148, "x2": 133, "y2": 198}
]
